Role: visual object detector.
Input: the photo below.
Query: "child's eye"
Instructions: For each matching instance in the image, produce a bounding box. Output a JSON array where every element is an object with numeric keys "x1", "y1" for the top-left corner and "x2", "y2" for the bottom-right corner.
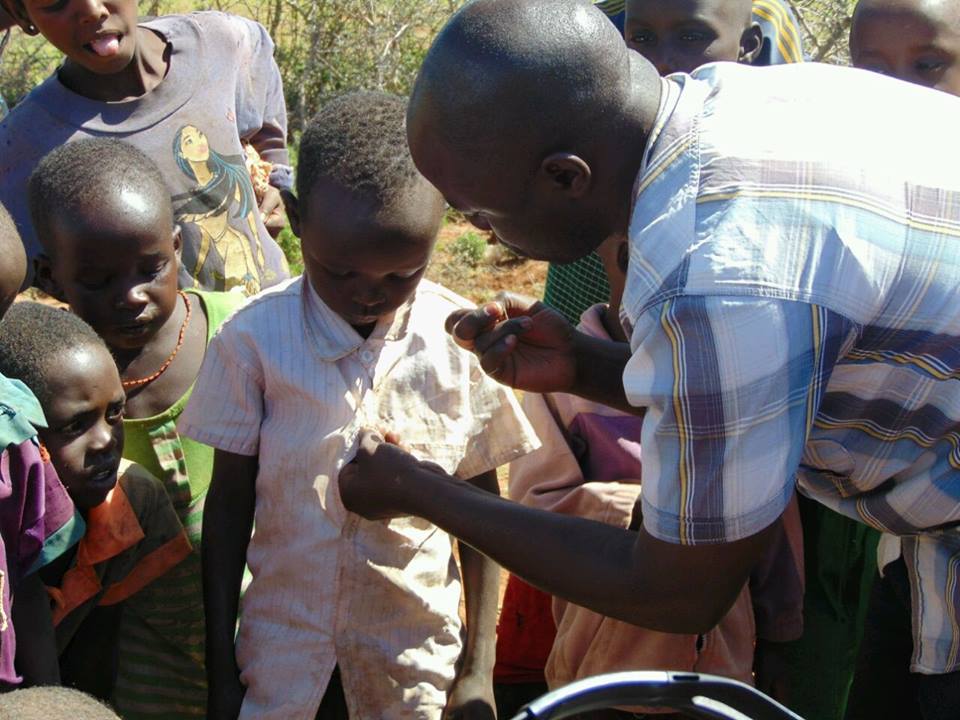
[
  {"x1": 629, "y1": 31, "x2": 655, "y2": 46},
  {"x1": 916, "y1": 58, "x2": 947, "y2": 74},
  {"x1": 143, "y1": 261, "x2": 167, "y2": 278},
  {"x1": 107, "y1": 402, "x2": 126, "y2": 423},
  {"x1": 56, "y1": 419, "x2": 85, "y2": 437},
  {"x1": 325, "y1": 267, "x2": 353, "y2": 278},
  {"x1": 39, "y1": 0, "x2": 69, "y2": 12},
  {"x1": 78, "y1": 274, "x2": 110, "y2": 291},
  {"x1": 679, "y1": 31, "x2": 710, "y2": 44}
]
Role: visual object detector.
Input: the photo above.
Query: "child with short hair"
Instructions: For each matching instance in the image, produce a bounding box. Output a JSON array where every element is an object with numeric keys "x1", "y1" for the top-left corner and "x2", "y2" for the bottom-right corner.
[
  {"x1": 27, "y1": 138, "x2": 244, "y2": 717},
  {"x1": 850, "y1": 0, "x2": 960, "y2": 95},
  {"x1": 0, "y1": 204, "x2": 82, "y2": 689},
  {"x1": 623, "y1": 0, "x2": 762, "y2": 74},
  {"x1": 180, "y1": 90, "x2": 539, "y2": 720},
  {"x1": 0, "y1": 302, "x2": 191, "y2": 699},
  {"x1": 0, "y1": 0, "x2": 291, "y2": 294}
]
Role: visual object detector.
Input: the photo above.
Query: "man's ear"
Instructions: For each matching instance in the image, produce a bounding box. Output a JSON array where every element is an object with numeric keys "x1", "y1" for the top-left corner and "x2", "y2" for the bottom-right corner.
[
  {"x1": 540, "y1": 153, "x2": 592, "y2": 198},
  {"x1": 33, "y1": 254, "x2": 66, "y2": 302},
  {"x1": 280, "y1": 189, "x2": 302, "y2": 238},
  {"x1": 739, "y1": 23, "x2": 764, "y2": 65},
  {"x1": 2, "y1": 0, "x2": 39, "y2": 35}
]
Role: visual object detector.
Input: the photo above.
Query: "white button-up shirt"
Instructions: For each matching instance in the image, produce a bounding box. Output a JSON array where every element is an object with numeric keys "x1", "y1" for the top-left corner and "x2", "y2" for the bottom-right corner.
[{"x1": 181, "y1": 276, "x2": 539, "y2": 719}]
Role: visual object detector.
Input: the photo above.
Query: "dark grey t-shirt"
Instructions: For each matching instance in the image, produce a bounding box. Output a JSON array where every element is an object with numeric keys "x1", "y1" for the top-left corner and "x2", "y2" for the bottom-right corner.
[{"x1": 0, "y1": 11, "x2": 291, "y2": 295}]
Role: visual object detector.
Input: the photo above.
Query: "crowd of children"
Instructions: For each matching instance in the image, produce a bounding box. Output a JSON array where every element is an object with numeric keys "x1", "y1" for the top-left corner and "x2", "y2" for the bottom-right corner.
[{"x1": 0, "y1": 0, "x2": 958, "y2": 718}]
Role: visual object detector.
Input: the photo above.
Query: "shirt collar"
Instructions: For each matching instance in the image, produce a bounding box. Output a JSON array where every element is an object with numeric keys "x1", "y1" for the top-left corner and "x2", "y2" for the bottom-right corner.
[
  {"x1": 301, "y1": 276, "x2": 414, "y2": 362},
  {"x1": 0, "y1": 373, "x2": 47, "y2": 448}
]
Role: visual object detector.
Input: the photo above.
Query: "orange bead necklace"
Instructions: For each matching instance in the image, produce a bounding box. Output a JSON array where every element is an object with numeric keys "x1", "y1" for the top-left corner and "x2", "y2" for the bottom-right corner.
[{"x1": 121, "y1": 291, "x2": 192, "y2": 390}]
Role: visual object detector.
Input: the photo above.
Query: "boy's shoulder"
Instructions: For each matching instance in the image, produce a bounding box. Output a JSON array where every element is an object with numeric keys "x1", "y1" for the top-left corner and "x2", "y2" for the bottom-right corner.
[
  {"x1": 146, "y1": 10, "x2": 271, "y2": 49},
  {"x1": 410, "y1": 278, "x2": 474, "y2": 315},
  {"x1": 115, "y1": 459, "x2": 186, "y2": 537},
  {"x1": 212, "y1": 276, "x2": 303, "y2": 337},
  {"x1": 404, "y1": 279, "x2": 475, "y2": 344},
  {"x1": 0, "y1": 374, "x2": 46, "y2": 449}
]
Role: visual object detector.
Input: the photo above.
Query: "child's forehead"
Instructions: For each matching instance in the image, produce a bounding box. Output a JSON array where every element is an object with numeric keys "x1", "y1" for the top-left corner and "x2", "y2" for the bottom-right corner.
[
  {"x1": 854, "y1": 0, "x2": 960, "y2": 32},
  {"x1": 627, "y1": 0, "x2": 751, "y2": 26}
]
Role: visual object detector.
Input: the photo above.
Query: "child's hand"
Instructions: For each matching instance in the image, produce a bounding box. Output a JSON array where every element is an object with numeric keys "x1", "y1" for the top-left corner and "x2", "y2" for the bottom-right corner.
[
  {"x1": 443, "y1": 671, "x2": 496, "y2": 720},
  {"x1": 339, "y1": 428, "x2": 450, "y2": 520},
  {"x1": 445, "y1": 292, "x2": 578, "y2": 394},
  {"x1": 259, "y1": 186, "x2": 287, "y2": 238}
]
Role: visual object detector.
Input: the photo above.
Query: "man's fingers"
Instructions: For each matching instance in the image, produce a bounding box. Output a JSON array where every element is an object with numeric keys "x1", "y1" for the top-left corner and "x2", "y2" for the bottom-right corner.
[
  {"x1": 478, "y1": 334, "x2": 519, "y2": 379},
  {"x1": 445, "y1": 304, "x2": 504, "y2": 347},
  {"x1": 472, "y1": 316, "x2": 531, "y2": 356},
  {"x1": 356, "y1": 427, "x2": 386, "y2": 455}
]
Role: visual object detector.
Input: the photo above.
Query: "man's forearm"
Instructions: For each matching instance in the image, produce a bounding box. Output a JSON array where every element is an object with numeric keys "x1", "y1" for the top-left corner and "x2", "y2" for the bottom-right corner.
[
  {"x1": 570, "y1": 333, "x2": 638, "y2": 414},
  {"x1": 404, "y1": 469, "x2": 772, "y2": 635}
]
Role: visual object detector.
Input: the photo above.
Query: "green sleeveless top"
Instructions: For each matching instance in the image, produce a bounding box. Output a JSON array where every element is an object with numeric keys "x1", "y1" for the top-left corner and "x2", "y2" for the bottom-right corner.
[{"x1": 115, "y1": 288, "x2": 244, "y2": 718}]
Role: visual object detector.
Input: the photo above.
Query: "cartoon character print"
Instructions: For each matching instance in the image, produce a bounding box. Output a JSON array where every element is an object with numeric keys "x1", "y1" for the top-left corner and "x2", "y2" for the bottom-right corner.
[{"x1": 171, "y1": 124, "x2": 265, "y2": 296}]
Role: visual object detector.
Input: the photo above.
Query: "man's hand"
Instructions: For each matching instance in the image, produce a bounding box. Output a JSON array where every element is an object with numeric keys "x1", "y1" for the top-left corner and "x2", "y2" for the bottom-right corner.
[
  {"x1": 443, "y1": 671, "x2": 497, "y2": 720},
  {"x1": 445, "y1": 292, "x2": 578, "y2": 394},
  {"x1": 259, "y1": 186, "x2": 286, "y2": 238},
  {"x1": 339, "y1": 429, "x2": 453, "y2": 520}
]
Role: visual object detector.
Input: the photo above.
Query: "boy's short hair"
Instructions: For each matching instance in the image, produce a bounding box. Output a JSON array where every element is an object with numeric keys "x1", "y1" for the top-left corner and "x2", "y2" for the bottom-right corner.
[
  {"x1": 0, "y1": 301, "x2": 107, "y2": 407},
  {"x1": 27, "y1": 138, "x2": 173, "y2": 253},
  {"x1": 296, "y1": 91, "x2": 421, "y2": 213},
  {"x1": 0, "y1": 686, "x2": 121, "y2": 719}
]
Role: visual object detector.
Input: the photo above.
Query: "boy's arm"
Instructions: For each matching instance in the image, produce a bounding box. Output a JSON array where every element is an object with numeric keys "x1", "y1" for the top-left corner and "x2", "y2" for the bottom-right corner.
[
  {"x1": 446, "y1": 469, "x2": 499, "y2": 720},
  {"x1": 12, "y1": 571, "x2": 60, "y2": 686},
  {"x1": 203, "y1": 449, "x2": 257, "y2": 720}
]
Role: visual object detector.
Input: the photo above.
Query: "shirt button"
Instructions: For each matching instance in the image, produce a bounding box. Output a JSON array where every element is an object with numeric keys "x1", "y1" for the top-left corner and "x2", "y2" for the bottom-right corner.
[{"x1": 360, "y1": 350, "x2": 374, "y2": 363}]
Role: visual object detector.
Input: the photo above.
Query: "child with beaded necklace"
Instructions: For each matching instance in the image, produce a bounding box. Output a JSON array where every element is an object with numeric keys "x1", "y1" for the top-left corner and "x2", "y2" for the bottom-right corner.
[{"x1": 29, "y1": 138, "x2": 243, "y2": 718}]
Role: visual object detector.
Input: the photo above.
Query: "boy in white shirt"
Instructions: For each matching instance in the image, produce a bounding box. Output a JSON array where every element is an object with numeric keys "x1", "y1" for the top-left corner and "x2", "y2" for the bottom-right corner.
[{"x1": 180, "y1": 91, "x2": 539, "y2": 720}]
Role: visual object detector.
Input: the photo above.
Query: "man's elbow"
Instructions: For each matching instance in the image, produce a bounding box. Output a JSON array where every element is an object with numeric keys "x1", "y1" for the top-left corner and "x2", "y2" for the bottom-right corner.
[{"x1": 617, "y1": 597, "x2": 734, "y2": 635}]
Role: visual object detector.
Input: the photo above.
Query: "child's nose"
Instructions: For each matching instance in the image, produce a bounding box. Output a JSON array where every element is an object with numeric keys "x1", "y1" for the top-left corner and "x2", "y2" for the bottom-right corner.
[
  {"x1": 77, "y1": 0, "x2": 110, "y2": 23},
  {"x1": 118, "y1": 282, "x2": 150, "y2": 308},
  {"x1": 354, "y1": 287, "x2": 386, "y2": 307},
  {"x1": 89, "y1": 421, "x2": 117, "y2": 452}
]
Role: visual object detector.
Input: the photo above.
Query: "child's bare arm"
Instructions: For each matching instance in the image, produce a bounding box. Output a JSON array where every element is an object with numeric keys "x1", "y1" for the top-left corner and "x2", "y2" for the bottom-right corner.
[
  {"x1": 203, "y1": 449, "x2": 257, "y2": 720},
  {"x1": 12, "y1": 571, "x2": 60, "y2": 686},
  {"x1": 446, "y1": 469, "x2": 499, "y2": 720}
]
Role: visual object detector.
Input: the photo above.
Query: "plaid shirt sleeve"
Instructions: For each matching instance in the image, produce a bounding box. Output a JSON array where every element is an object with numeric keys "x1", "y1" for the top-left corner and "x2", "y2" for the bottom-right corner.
[{"x1": 623, "y1": 295, "x2": 856, "y2": 545}]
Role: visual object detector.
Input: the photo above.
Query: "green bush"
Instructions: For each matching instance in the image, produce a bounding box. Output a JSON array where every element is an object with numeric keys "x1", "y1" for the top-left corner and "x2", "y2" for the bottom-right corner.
[{"x1": 449, "y1": 231, "x2": 487, "y2": 268}]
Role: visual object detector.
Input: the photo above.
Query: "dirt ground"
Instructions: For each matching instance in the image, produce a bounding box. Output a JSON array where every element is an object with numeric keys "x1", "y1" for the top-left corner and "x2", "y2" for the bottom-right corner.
[{"x1": 426, "y1": 220, "x2": 548, "y2": 305}]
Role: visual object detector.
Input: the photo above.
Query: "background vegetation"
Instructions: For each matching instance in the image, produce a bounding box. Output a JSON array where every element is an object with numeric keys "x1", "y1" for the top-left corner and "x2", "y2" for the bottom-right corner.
[
  {"x1": 2, "y1": 0, "x2": 856, "y2": 120},
  {"x1": 0, "y1": 0, "x2": 858, "y2": 300}
]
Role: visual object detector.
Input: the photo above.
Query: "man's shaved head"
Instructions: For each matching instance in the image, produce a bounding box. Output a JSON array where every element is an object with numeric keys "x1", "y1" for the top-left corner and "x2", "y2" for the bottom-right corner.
[
  {"x1": 0, "y1": 204, "x2": 26, "y2": 318},
  {"x1": 408, "y1": 0, "x2": 662, "y2": 262},
  {"x1": 412, "y1": 0, "x2": 630, "y2": 150},
  {"x1": 851, "y1": 0, "x2": 960, "y2": 95}
]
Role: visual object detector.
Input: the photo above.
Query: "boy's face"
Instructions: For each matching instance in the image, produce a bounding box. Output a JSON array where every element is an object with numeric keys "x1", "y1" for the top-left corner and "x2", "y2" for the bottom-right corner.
[
  {"x1": 39, "y1": 193, "x2": 181, "y2": 353},
  {"x1": 289, "y1": 177, "x2": 443, "y2": 333},
  {"x1": 7, "y1": 0, "x2": 139, "y2": 76},
  {"x1": 624, "y1": 0, "x2": 759, "y2": 75},
  {"x1": 851, "y1": 0, "x2": 960, "y2": 96},
  {"x1": 39, "y1": 343, "x2": 125, "y2": 511}
]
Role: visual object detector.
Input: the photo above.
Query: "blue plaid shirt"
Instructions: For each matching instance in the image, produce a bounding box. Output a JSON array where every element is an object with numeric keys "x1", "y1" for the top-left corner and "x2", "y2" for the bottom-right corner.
[{"x1": 623, "y1": 62, "x2": 960, "y2": 673}]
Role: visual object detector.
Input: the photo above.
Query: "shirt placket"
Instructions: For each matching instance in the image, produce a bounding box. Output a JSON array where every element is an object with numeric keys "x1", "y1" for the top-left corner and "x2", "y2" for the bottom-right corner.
[{"x1": 332, "y1": 339, "x2": 384, "y2": 711}]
